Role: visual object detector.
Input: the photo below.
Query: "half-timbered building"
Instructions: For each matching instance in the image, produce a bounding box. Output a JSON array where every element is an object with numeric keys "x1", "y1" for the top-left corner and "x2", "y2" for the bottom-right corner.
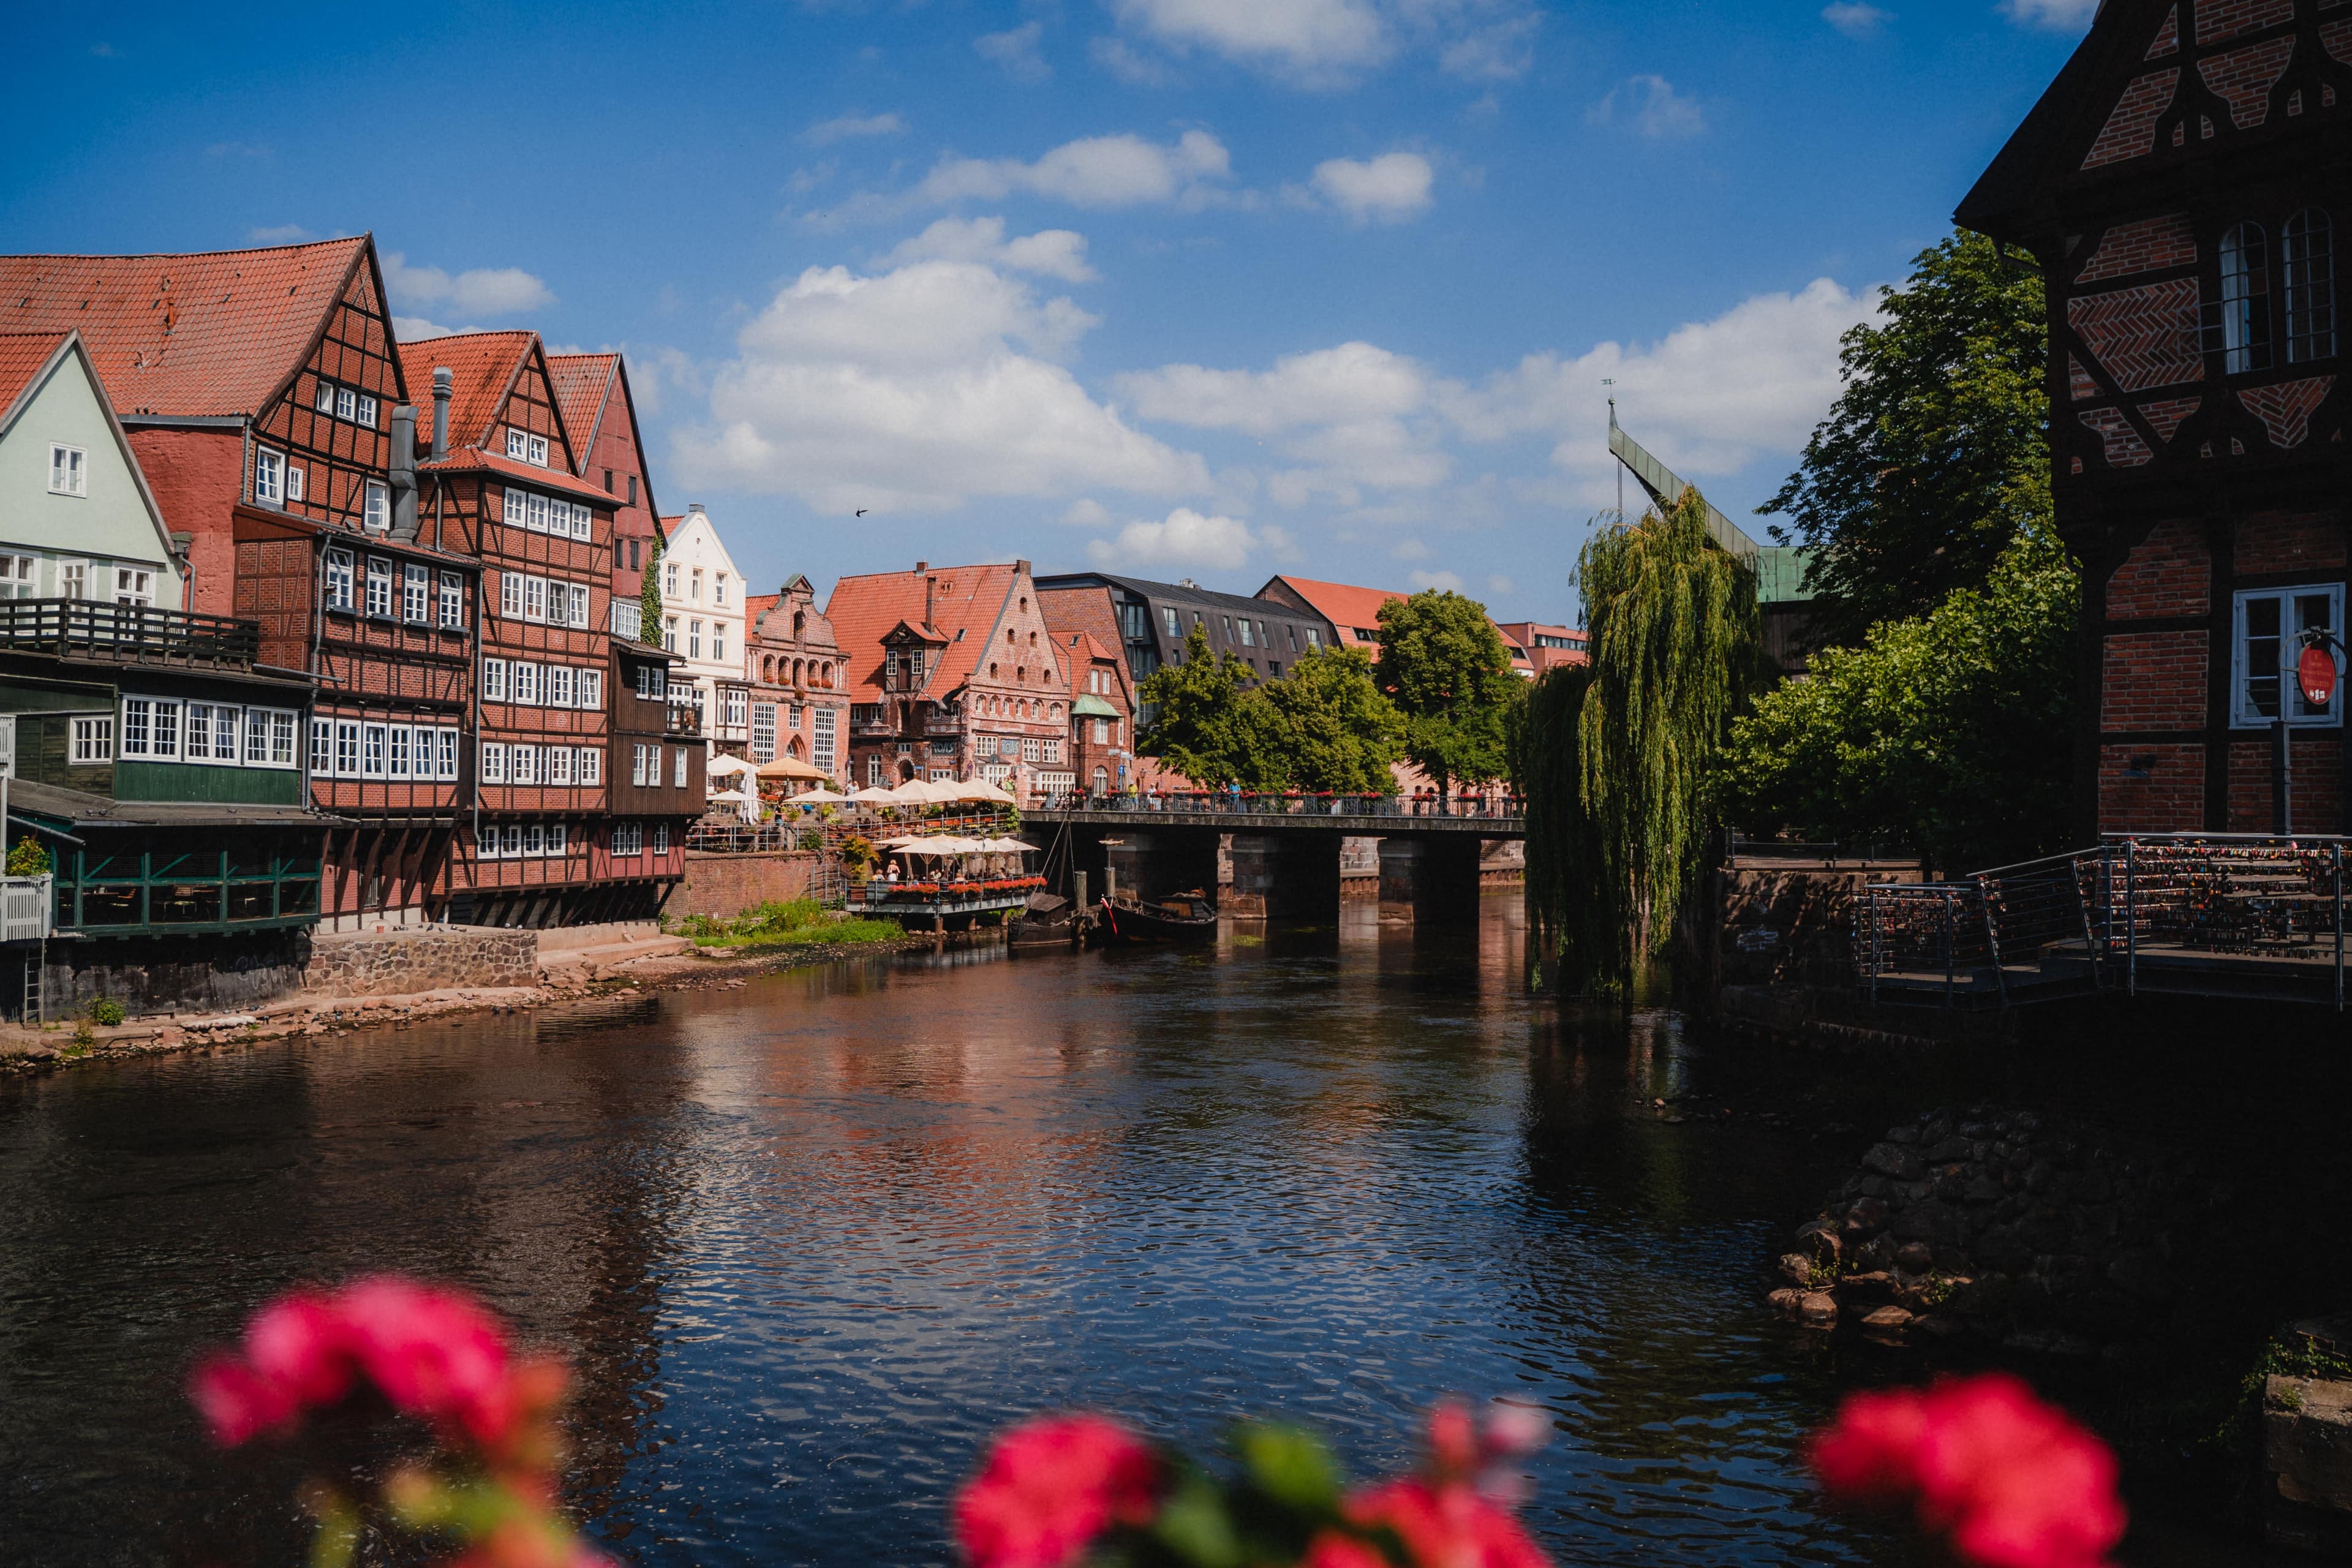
[
  {"x1": 1962, "y1": 0, "x2": 2352, "y2": 839},
  {"x1": 547, "y1": 352, "x2": 663, "y2": 636},
  {"x1": 399, "y1": 331, "x2": 670, "y2": 925},
  {"x1": 0, "y1": 237, "x2": 475, "y2": 930}
]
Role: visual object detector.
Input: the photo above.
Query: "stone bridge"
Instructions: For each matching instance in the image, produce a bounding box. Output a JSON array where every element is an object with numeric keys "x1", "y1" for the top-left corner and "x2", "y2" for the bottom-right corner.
[{"x1": 1027, "y1": 801, "x2": 1524, "y2": 921}]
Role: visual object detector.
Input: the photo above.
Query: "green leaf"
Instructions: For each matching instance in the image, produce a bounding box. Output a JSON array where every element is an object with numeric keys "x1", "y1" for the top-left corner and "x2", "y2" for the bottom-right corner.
[
  {"x1": 1151, "y1": 1472, "x2": 1245, "y2": 1568},
  {"x1": 1234, "y1": 1422, "x2": 1343, "y2": 1513}
]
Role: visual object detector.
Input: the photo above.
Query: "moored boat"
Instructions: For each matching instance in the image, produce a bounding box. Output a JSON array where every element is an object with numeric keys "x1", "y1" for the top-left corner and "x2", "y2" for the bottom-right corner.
[{"x1": 1093, "y1": 890, "x2": 1218, "y2": 944}]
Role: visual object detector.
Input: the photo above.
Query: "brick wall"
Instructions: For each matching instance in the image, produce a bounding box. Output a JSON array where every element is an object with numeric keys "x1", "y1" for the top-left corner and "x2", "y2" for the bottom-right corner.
[
  {"x1": 2083, "y1": 69, "x2": 2180, "y2": 169},
  {"x1": 2228, "y1": 735, "x2": 2345, "y2": 832},
  {"x1": 2102, "y1": 630, "x2": 2209, "y2": 729},
  {"x1": 2076, "y1": 214, "x2": 2198, "y2": 283},
  {"x1": 2097, "y1": 742, "x2": 2205, "y2": 832},
  {"x1": 125, "y1": 426, "x2": 245, "y2": 615},
  {"x1": 2199, "y1": 37, "x2": 2296, "y2": 128},
  {"x1": 2106, "y1": 518, "x2": 2210, "y2": 618},
  {"x1": 671, "y1": 850, "x2": 822, "y2": 920},
  {"x1": 2235, "y1": 511, "x2": 2346, "y2": 575}
]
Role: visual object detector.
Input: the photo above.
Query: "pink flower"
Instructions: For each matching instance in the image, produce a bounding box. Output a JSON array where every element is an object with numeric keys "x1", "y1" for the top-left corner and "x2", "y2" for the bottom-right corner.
[
  {"x1": 953, "y1": 1415, "x2": 1162, "y2": 1568},
  {"x1": 1302, "y1": 1531, "x2": 1390, "y2": 1568},
  {"x1": 243, "y1": 1292, "x2": 355, "y2": 1408},
  {"x1": 1342, "y1": 1479, "x2": 1551, "y2": 1568},
  {"x1": 337, "y1": 1277, "x2": 516, "y2": 1444},
  {"x1": 189, "y1": 1353, "x2": 299, "y2": 1446},
  {"x1": 1812, "y1": 1375, "x2": 2125, "y2": 1568}
]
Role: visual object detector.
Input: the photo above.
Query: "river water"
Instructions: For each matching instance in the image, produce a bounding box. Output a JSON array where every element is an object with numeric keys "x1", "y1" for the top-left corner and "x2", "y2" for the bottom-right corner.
[{"x1": 0, "y1": 900, "x2": 1913, "y2": 1567}]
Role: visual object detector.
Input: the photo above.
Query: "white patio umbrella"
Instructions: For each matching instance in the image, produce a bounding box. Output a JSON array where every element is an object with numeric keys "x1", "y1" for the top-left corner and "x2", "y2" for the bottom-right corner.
[
  {"x1": 792, "y1": 786, "x2": 851, "y2": 805},
  {"x1": 956, "y1": 778, "x2": 1017, "y2": 805},
  {"x1": 848, "y1": 785, "x2": 906, "y2": 804},
  {"x1": 706, "y1": 753, "x2": 756, "y2": 778}
]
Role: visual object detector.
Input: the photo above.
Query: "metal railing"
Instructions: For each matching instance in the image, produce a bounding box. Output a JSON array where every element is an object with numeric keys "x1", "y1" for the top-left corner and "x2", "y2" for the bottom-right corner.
[
  {"x1": 0, "y1": 599, "x2": 262, "y2": 666},
  {"x1": 1857, "y1": 836, "x2": 2352, "y2": 1009},
  {"x1": 1034, "y1": 791, "x2": 1526, "y2": 823}
]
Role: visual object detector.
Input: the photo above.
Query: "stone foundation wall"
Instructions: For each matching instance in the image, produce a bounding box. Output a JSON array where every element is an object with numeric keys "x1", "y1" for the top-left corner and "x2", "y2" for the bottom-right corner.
[
  {"x1": 673, "y1": 851, "x2": 822, "y2": 921},
  {"x1": 42, "y1": 930, "x2": 313, "y2": 1019},
  {"x1": 300, "y1": 927, "x2": 539, "y2": 997}
]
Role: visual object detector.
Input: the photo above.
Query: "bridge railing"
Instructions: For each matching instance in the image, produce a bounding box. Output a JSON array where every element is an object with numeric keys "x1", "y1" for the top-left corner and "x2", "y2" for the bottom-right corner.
[{"x1": 1034, "y1": 791, "x2": 1525, "y2": 823}]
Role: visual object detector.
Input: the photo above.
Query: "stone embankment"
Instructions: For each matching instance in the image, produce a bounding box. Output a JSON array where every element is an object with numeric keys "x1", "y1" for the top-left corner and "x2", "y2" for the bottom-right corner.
[{"x1": 1770, "y1": 1104, "x2": 2228, "y2": 1357}]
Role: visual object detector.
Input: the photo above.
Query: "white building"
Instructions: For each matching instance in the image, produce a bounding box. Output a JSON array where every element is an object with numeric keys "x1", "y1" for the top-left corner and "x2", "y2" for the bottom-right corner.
[{"x1": 654, "y1": 503, "x2": 749, "y2": 751}]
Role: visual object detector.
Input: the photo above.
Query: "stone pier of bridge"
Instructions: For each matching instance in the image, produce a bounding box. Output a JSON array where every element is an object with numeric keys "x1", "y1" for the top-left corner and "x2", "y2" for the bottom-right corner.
[{"x1": 1060, "y1": 818, "x2": 1498, "y2": 924}]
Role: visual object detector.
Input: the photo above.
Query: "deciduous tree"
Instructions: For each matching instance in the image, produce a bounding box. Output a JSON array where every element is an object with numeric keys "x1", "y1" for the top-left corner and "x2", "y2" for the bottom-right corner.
[
  {"x1": 1760, "y1": 229, "x2": 2051, "y2": 646},
  {"x1": 1136, "y1": 627, "x2": 1283, "y2": 789},
  {"x1": 1259, "y1": 645, "x2": 1404, "y2": 794},
  {"x1": 1373, "y1": 592, "x2": 1520, "y2": 794}
]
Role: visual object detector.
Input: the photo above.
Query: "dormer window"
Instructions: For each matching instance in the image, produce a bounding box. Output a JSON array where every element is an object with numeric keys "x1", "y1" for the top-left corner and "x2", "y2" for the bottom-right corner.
[
  {"x1": 2285, "y1": 209, "x2": 2337, "y2": 364},
  {"x1": 505, "y1": 428, "x2": 550, "y2": 467}
]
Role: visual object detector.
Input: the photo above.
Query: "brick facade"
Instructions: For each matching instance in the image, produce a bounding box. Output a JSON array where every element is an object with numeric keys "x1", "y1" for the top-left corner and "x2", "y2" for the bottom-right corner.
[
  {"x1": 2097, "y1": 742, "x2": 2204, "y2": 832},
  {"x1": 2228, "y1": 735, "x2": 2344, "y2": 831},
  {"x1": 2234, "y1": 511, "x2": 2346, "y2": 576},
  {"x1": 2101, "y1": 630, "x2": 2209, "y2": 729},
  {"x1": 2106, "y1": 518, "x2": 2210, "y2": 619},
  {"x1": 2076, "y1": 213, "x2": 2199, "y2": 282}
]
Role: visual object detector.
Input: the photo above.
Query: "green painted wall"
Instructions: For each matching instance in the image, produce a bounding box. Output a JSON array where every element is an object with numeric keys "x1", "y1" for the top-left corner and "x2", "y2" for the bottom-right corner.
[
  {"x1": 0, "y1": 345, "x2": 183, "y2": 603},
  {"x1": 115, "y1": 759, "x2": 301, "y2": 806}
]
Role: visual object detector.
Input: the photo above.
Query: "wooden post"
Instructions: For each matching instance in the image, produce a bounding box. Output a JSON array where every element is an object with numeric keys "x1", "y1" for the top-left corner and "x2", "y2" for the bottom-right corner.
[{"x1": 2275, "y1": 718, "x2": 2293, "y2": 836}]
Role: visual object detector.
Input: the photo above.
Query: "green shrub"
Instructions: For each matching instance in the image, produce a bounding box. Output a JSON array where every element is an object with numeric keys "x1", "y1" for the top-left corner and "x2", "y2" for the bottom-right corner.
[
  {"x1": 89, "y1": 997, "x2": 125, "y2": 1027},
  {"x1": 798, "y1": 829, "x2": 824, "y2": 853},
  {"x1": 6, "y1": 835, "x2": 50, "y2": 877}
]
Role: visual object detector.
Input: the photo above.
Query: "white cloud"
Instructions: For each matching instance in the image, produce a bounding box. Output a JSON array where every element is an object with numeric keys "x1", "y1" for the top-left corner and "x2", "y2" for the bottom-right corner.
[
  {"x1": 2000, "y1": 0, "x2": 2097, "y2": 28},
  {"x1": 382, "y1": 252, "x2": 555, "y2": 317},
  {"x1": 1436, "y1": 277, "x2": 1882, "y2": 494},
  {"x1": 1086, "y1": 508, "x2": 1266, "y2": 571},
  {"x1": 249, "y1": 223, "x2": 315, "y2": 243},
  {"x1": 883, "y1": 217, "x2": 1099, "y2": 282},
  {"x1": 1062, "y1": 498, "x2": 1112, "y2": 526},
  {"x1": 1485, "y1": 573, "x2": 1515, "y2": 597},
  {"x1": 1439, "y1": 13, "x2": 1539, "y2": 79},
  {"x1": 677, "y1": 258, "x2": 1209, "y2": 514},
  {"x1": 803, "y1": 111, "x2": 906, "y2": 145},
  {"x1": 1586, "y1": 75, "x2": 1706, "y2": 139},
  {"x1": 1109, "y1": 0, "x2": 1389, "y2": 82},
  {"x1": 975, "y1": 20, "x2": 1052, "y2": 81},
  {"x1": 1822, "y1": 2, "x2": 1889, "y2": 36},
  {"x1": 1090, "y1": 36, "x2": 1174, "y2": 84},
  {"x1": 914, "y1": 130, "x2": 1232, "y2": 209},
  {"x1": 392, "y1": 316, "x2": 475, "y2": 342},
  {"x1": 1392, "y1": 538, "x2": 1431, "y2": 560},
  {"x1": 1407, "y1": 569, "x2": 1465, "y2": 592},
  {"x1": 1308, "y1": 153, "x2": 1434, "y2": 224}
]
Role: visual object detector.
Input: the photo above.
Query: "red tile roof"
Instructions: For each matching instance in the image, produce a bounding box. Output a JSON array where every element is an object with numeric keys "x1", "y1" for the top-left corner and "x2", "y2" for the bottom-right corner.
[
  {"x1": 0, "y1": 331, "x2": 72, "y2": 426},
  {"x1": 0, "y1": 238, "x2": 373, "y2": 418},
  {"x1": 824, "y1": 564, "x2": 1023, "y2": 705},
  {"x1": 398, "y1": 331, "x2": 533, "y2": 453},
  {"x1": 417, "y1": 447, "x2": 619, "y2": 507},
  {"x1": 1261, "y1": 575, "x2": 1404, "y2": 649},
  {"x1": 545, "y1": 353, "x2": 616, "y2": 473},
  {"x1": 743, "y1": 592, "x2": 780, "y2": 624}
]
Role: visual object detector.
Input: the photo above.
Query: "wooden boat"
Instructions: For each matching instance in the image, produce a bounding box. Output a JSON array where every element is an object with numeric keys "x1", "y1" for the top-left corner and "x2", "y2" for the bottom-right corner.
[
  {"x1": 1094, "y1": 889, "x2": 1219, "y2": 944},
  {"x1": 1009, "y1": 892, "x2": 1084, "y2": 948}
]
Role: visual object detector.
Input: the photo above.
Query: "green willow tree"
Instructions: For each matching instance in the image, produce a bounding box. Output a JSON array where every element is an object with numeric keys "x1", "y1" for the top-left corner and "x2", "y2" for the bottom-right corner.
[
  {"x1": 1516, "y1": 489, "x2": 1758, "y2": 992},
  {"x1": 1373, "y1": 590, "x2": 1520, "y2": 794},
  {"x1": 1760, "y1": 228, "x2": 2049, "y2": 646}
]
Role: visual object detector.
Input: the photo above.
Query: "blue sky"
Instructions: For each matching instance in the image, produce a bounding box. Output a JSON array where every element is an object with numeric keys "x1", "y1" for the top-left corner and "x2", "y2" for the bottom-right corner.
[{"x1": 2, "y1": 0, "x2": 2091, "y2": 620}]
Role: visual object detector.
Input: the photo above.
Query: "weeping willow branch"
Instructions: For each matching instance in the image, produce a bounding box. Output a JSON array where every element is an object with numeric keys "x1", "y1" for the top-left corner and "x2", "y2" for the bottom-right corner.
[{"x1": 1515, "y1": 489, "x2": 1758, "y2": 993}]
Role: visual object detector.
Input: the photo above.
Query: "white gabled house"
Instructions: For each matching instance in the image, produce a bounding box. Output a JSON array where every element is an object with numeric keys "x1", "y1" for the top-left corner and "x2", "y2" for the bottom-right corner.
[{"x1": 654, "y1": 503, "x2": 750, "y2": 752}]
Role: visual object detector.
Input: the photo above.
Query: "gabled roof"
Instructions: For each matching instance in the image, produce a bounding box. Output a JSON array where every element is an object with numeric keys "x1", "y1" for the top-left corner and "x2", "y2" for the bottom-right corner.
[
  {"x1": 1258, "y1": 574, "x2": 1403, "y2": 643},
  {"x1": 0, "y1": 330, "x2": 185, "y2": 575},
  {"x1": 0, "y1": 237, "x2": 379, "y2": 418},
  {"x1": 1038, "y1": 568, "x2": 1317, "y2": 621},
  {"x1": 0, "y1": 331, "x2": 72, "y2": 425},
  {"x1": 824, "y1": 562, "x2": 1028, "y2": 705},
  {"x1": 417, "y1": 447, "x2": 619, "y2": 507},
  {"x1": 544, "y1": 352, "x2": 616, "y2": 466},
  {"x1": 743, "y1": 591, "x2": 779, "y2": 624},
  {"x1": 398, "y1": 330, "x2": 535, "y2": 453}
]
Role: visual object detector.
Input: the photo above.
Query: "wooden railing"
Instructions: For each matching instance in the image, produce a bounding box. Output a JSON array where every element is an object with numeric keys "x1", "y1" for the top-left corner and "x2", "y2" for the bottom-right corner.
[
  {"x1": 0, "y1": 875, "x2": 50, "y2": 943},
  {"x1": 0, "y1": 599, "x2": 262, "y2": 666}
]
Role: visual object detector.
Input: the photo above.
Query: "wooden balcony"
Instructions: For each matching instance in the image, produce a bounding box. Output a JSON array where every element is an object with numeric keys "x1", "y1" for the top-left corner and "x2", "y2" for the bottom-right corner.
[{"x1": 0, "y1": 599, "x2": 262, "y2": 668}]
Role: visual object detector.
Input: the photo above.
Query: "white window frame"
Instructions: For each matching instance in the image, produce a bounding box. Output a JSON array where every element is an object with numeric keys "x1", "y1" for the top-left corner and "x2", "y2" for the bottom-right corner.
[
  {"x1": 614, "y1": 820, "x2": 643, "y2": 856},
  {"x1": 581, "y1": 669, "x2": 603, "y2": 709},
  {"x1": 652, "y1": 822, "x2": 670, "y2": 854},
  {"x1": 439, "y1": 571, "x2": 464, "y2": 629},
  {"x1": 514, "y1": 662, "x2": 542, "y2": 706},
  {"x1": 388, "y1": 725, "x2": 410, "y2": 780},
  {"x1": 364, "y1": 557, "x2": 393, "y2": 619},
  {"x1": 477, "y1": 824, "x2": 502, "y2": 861},
  {"x1": 2234, "y1": 584, "x2": 2348, "y2": 728},
  {"x1": 356, "y1": 393, "x2": 379, "y2": 428},
  {"x1": 403, "y1": 562, "x2": 430, "y2": 623},
  {"x1": 311, "y1": 718, "x2": 333, "y2": 775},
  {"x1": 334, "y1": 720, "x2": 360, "y2": 777},
  {"x1": 481, "y1": 658, "x2": 507, "y2": 703},
  {"x1": 437, "y1": 728, "x2": 458, "y2": 782},
  {"x1": 549, "y1": 824, "x2": 568, "y2": 855},
  {"x1": 500, "y1": 572, "x2": 521, "y2": 619},
  {"x1": 549, "y1": 666, "x2": 576, "y2": 709},
  {"x1": 324, "y1": 548, "x2": 355, "y2": 612},
  {"x1": 362, "y1": 723, "x2": 387, "y2": 777},
  {"x1": 56, "y1": 559, "x2": 87, "y2": 600},
  {"x1": 480, "y1": 742, "x2": 508, "y2": 783},
  {"x1": 114, "y1": 568, "x2": 153, "y2": 608},
  {"x1": 674, "y1": 748, "x2": 688, "y2": 788},
  {"x1": 549, "y1": 746, "x2": 574, "y2": 786},
  {"x1": 524, "y1": 575, "x2": 548, "y2": 624},
  {"x1": 503, "y1": 824, "x2": 524, "y2": 857},
  {"x1": 568, "y1": 583, "x2": 590, "y2": 628},
  {"x1": 48, "y1": 443, "x2": 88, "y2": 496},
  {"x1": 336, "y1": 385, "x2": 356, "y2": 421},
  {"x1": 72, "y1": 715, "x2": 113, "y2": 764},
  {"x1": 578, "y1": 747, "x2": 601, "y2": 785},
  {"x1": 364, "y1": 480, "x2": 390, "y2": 533},
  {"x1": 285, "y1": 464, "x2": 305, "y2": 504},
  {"x1": 254, "y1": 447, "x2": 284, "y2": 505}
]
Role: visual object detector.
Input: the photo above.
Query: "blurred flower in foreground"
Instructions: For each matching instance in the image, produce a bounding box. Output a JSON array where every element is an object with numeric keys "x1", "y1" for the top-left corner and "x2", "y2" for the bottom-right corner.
[
  {"x1": 1812, "y1": 1373, "x2": 2125, "y2": 1568},
  {"x1": 956, "y1": 1399, "x2": 1552, "y2": 1568},
  {"x1": 189, "y1": 1276, "x2": 606, "y2": 1568}
]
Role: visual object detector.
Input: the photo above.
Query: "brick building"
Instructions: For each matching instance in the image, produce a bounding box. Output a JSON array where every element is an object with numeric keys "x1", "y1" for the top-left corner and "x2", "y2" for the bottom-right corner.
[
  {"x1": 742, "y1": 573, "x2": 847, "y2": 779},
  {"x1": 0, "y1": 237, "x2": 476, "y2": 929},
  {"x1": 1037, "y1": 582, "x2": 1137, "y2": 796},
  {"x1": 1961, "y1": 0, "x2": 2352, "y2": 837},
  {"x1": 400, "y1": 331, "x2": 692, "y2": 925},
  {"x1": 546, "y1": 352, "x2": 662, "y2": 636},
  {"x1": 827, "y1": 560, "x2": 1074, "y2": 797}
]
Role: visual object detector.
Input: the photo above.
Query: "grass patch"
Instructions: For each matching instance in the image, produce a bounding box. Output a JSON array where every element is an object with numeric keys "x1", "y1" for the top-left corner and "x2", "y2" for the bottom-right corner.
[{"x1": 678, "y1": 900, "x2": 907, "y2": 952}]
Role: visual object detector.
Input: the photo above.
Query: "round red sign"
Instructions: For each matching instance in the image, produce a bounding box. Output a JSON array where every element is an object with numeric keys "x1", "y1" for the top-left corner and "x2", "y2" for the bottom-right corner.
[{"x1": 2301, "y1": 643, "x2": 2339, "y2": 708}]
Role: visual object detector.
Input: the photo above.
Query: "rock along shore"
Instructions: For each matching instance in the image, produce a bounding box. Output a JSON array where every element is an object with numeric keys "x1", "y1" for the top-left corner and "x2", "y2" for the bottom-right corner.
[{"x1": 1771, "y1": 1103, "x2": 2231, "y2": 1360}]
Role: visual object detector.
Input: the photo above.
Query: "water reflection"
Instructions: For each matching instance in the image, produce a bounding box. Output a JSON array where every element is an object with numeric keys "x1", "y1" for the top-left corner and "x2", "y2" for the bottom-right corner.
[{"x1": 0, "y1": 899, "x2": 1901, "y2": 1567}]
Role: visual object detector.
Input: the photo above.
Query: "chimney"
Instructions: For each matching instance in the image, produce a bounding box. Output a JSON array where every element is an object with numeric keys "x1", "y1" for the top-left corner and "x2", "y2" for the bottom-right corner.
[
  {"x1": 688, "y1": 502, "x2": 706, "y2": 516},
  {"x1": 914, "y1": 560, "x2": 928, "y2": 573},
  {"x1": 430, "y1": 368, "x2": 452, "y2": 460},
  {"x1": 925, "y1": 572, "x2": 937, "y2": 628},
  {"x1": 390, "y1": 404, "x2": 420, "y2": 538}
]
